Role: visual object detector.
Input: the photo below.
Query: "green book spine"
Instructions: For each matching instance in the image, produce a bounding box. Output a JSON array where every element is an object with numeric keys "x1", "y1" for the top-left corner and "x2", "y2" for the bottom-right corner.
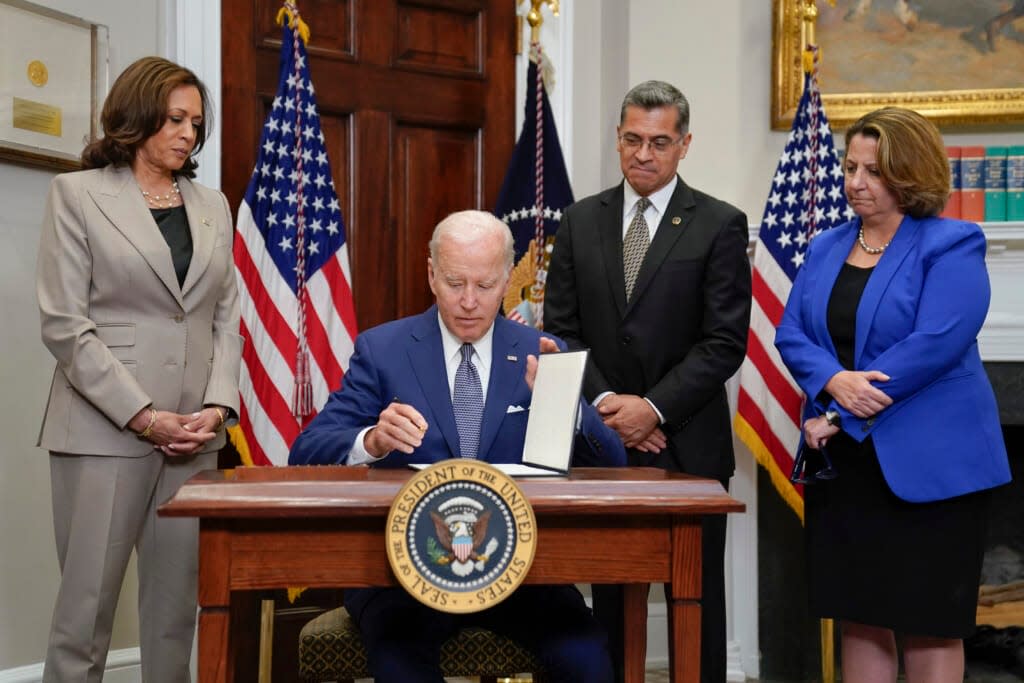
[
  {"x1": 1009, "y1": 146, "x2": 1024, "y2": 222},
  {"x1": 985, "y1": 147, "x2": 1007, "y2": 222}
]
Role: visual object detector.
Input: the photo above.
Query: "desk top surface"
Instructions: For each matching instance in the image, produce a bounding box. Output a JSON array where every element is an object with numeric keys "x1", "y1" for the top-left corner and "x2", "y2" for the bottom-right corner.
[{"x1": 160, "y1": 466, "x2": 744, "y2": 518}]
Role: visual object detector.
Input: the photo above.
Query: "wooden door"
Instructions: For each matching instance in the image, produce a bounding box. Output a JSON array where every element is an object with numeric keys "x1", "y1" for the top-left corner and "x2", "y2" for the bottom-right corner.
[{"x1": 222, "y1": 0, "x2": 516, "y2": 330}]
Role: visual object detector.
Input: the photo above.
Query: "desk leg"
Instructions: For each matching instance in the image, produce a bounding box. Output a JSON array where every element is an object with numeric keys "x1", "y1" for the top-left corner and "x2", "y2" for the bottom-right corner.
[
  {"x1": 668, "y1": 518, "x2": 702, "y2": 683},
  {"x1": 198, "y1": 607, "x2": 231, "y2": 682},
  {"x1": 622, "y1": 583, "x2": 649, "y2": 683},
  {"x1": 197, "y1": 525, "x2": 232, "y2": 682}
]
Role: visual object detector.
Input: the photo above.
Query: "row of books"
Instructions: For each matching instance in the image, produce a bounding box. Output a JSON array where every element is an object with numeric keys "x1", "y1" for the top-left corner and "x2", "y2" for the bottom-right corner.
[{"x1": 941, "y1": 146, "x2": 1024, "y2": 222}]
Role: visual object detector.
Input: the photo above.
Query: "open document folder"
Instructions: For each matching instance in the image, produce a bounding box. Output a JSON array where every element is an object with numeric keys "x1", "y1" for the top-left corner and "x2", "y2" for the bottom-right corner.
[{"x1": 411, "y1": 349, "x2": 589, "y2": 477}]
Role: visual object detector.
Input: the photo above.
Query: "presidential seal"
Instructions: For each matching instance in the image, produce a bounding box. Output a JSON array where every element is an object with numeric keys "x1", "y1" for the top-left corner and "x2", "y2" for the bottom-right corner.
[{"x1": 386, "y1": 460, "x2": 537, "y2": 614}]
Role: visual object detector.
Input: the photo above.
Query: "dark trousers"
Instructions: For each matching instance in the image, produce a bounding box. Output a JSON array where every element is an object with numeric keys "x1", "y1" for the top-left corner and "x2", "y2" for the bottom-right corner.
[
  {"x1": 592, "y1": 510, "x2": 728, "y2": 683},
  {"x1": 347, "y1": 585, "x2": 614, "y2": 683}
]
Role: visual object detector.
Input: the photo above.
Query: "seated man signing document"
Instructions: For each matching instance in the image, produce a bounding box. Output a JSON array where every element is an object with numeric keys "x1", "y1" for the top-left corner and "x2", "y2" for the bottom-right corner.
[{"x1": 289, "y1": 210, "x2": 624, "y2": 683}]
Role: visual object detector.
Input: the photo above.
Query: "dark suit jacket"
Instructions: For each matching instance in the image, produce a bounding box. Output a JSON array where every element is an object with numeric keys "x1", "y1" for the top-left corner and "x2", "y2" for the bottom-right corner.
[
  {"x1": 775, "y1": 216, "x2": 1010, "y2": 502},
  {"x1": 288, "y1": 305, "x2": 626, "y2": 468},
  {"x1": 545, "y1": 177, "x2": 751, "y2": 479}
]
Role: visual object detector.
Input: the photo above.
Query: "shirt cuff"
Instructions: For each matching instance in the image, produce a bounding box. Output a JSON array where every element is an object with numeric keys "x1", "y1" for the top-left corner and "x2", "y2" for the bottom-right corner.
[
  {"x1": 592, "y1": 391, "x2": 615, "y2": 408},
  {"x1": 643, "y1": 397, "x2": 666, "y2": 424},
  {"x1": 349, "y1": 426, "x2": 390, "y2": 465}
]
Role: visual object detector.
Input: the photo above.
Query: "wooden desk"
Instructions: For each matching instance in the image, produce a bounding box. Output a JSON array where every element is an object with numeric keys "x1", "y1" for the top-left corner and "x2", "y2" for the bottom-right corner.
[{"x1": 160, "y1": 466, "x2": 744, "y2": 683}]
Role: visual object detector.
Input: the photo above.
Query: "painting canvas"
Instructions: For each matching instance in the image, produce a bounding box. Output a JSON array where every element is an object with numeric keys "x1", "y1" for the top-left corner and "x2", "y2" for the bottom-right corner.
[{"x1": 772, "y1": 0, "x2": 1024, "y2": 129}]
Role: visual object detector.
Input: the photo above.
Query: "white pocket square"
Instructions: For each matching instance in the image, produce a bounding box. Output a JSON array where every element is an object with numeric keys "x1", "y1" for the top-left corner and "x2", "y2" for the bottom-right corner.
[{"x1": 506, "y1": 405, "x2": 526, "y2": 414}]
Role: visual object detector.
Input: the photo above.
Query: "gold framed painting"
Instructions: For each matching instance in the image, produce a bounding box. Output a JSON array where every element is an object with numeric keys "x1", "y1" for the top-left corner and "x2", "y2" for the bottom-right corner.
[
  {"x1": 772, "y1": 0, "x2": 1024, "y2": 130},
  {"x1": 0, "y1": 0, "x2": 109, "y2": 171}
]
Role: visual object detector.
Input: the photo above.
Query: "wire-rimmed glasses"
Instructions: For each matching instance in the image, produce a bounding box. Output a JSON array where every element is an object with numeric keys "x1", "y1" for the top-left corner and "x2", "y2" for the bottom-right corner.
[{"x1": 617, "y1": 133, "x2": 682, "y2": 155}]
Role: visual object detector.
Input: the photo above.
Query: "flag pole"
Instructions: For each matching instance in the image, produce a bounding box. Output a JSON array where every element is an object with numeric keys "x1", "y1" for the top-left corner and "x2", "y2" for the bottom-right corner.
[{"x1": 801, "y1": 3, "x2": 837, "y2": 681}]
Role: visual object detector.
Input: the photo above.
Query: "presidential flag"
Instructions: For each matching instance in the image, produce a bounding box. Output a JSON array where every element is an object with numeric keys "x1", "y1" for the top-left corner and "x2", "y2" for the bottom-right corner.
[
  {"x1": 232, "y1": 3, "x2": 357, "y2": 466},
  {"x1": 734, "y1": 67, "x2": 853, "y2": 520},
  {"x1": 495, "y1": 45, "x2": 573, "y2": 328}
]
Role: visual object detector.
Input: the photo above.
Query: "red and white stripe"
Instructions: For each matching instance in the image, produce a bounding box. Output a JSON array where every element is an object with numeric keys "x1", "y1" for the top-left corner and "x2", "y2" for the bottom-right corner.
[{"x1": 234, "y1": 201, "x2": 356, "y2": 466}]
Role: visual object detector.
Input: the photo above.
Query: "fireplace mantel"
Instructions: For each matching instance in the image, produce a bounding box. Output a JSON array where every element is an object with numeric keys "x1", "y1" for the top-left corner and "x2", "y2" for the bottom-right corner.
[
  {"x1": 980, "y1": 222, "x2": 1024, "y2": 363},
  {"x1": 747, "y1": 222, "x2": 1024, "y2": 363}
]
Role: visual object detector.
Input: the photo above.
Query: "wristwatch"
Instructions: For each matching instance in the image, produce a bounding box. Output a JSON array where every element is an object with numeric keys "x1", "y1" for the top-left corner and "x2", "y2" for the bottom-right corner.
[{"x1": 824, "y1": 409, "x2": 841, "y2": 428}]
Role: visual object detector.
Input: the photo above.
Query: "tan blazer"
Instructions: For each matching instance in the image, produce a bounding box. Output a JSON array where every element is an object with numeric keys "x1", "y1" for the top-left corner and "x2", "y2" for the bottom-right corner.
[{"x1": 37, "y1": 164, "x2": 242, "y2": 456}]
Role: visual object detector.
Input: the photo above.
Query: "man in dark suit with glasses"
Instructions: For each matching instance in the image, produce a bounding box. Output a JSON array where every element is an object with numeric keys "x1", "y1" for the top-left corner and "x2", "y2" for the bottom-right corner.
[{"x1": 544, "y1": 80, "x2": 751, "y2": 683}]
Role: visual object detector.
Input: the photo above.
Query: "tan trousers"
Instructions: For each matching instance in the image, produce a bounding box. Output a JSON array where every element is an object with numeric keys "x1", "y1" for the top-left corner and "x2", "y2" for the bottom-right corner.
[{"x1": 43, "y1": 450, "x2": 214, "y2": 683}]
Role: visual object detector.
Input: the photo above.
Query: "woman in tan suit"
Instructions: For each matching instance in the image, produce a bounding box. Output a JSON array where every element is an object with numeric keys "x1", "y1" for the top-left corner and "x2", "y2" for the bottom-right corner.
[{"x1": 36, "y1": 57, "x2": 242, "y2": 682}]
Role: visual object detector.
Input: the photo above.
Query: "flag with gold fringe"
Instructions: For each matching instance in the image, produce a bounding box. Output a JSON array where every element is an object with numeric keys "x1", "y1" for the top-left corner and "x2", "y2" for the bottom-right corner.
[
  {"x1": 734, "y1": 56, "x2": 853, "y2": 521},
  {"x1": 495, "y1": 43, "x2": 573, "y2": 329},
  {"x1": 230, "y1": 2, "x2": 356, "y2": 467}
]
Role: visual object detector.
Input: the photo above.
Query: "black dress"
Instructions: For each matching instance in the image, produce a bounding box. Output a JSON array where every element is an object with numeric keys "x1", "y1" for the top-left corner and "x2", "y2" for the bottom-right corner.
[{"x1": 804, "y1": 262, "x2": 990, "y2": 639}]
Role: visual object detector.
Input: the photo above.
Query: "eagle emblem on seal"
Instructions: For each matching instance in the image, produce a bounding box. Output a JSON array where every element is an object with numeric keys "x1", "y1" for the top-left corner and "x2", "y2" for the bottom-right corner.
[{"x1": 428, "y1": 496, "x2": 500, "y2": 577}]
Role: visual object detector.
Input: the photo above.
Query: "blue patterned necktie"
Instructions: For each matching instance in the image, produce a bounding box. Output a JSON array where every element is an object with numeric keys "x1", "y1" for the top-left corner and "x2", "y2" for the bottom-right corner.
[{"x1": 453, "y1": 343, "x2": 484, "y2": 459}]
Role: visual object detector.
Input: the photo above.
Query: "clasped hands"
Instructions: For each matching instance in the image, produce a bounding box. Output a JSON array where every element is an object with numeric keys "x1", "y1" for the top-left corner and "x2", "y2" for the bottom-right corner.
[
  {"x1": 128, "y1": 406, "x2": 225, "y2": 456},
  {"x1": 597, "y1": 394, "x2": 666, "y2": 453},
  {"x1": 364, "y1": 337, "x2": 561, "y2": 458},
  {"x1": 804, "y1": 369, "x2": 893, "y2": 450}
]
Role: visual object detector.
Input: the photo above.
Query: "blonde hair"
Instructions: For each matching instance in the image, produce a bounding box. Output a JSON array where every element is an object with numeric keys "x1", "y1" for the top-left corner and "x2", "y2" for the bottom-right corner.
[{"x1": 844, "y1": 107, "x2": 949, "y2": 218}]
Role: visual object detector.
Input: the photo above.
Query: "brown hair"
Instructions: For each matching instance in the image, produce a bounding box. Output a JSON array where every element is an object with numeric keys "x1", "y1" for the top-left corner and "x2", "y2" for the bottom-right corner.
[
  {"x1": 844, "y1": 107, "x2": 949, "y2": 218},
  {"x1": 81, "y1": 57, "x2": 211, "y2": 178}
]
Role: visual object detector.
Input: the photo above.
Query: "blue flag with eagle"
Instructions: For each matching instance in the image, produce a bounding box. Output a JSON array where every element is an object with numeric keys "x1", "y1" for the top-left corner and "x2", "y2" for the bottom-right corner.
[{"x1": 494, "y1": 46, "x2": 573, "y2": 328}]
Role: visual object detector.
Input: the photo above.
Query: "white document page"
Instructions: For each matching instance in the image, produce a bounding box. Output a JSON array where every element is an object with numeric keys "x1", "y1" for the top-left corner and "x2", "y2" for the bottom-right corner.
[
  {"x1": 408, "y1": 350, "x2": 589, "y2": 477},
  {"x1": 519, "y1": 349, "x2": 588, "y2": 474}
]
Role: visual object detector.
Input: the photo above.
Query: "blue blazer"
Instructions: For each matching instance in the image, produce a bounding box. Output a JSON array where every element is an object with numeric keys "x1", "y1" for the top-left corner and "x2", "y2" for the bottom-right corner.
[
  {"x1": 775, "y1": 215, "x2": 1009, "y2": 503},
  {"x1": 289, "y1": 306, "x2": 626, "y2": 468}
]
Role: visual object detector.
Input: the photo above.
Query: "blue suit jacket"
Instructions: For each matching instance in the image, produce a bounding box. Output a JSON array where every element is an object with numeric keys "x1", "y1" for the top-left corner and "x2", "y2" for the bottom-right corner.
[
  {"x1": 289, "y1": 306, "x2": 626, "y2": 468},
  {"x1": 775, "y1": 216, "x2": 1009, "y2": 503}
]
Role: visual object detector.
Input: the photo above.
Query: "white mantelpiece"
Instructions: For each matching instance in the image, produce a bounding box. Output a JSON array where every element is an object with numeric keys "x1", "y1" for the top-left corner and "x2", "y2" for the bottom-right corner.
[{"x1": 981, "y1": 222, "x2": 1024, "y2": 363}]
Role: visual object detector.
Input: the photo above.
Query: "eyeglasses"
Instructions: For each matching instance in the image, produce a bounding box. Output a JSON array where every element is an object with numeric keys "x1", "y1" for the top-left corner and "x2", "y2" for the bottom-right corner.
[
  {"x1": 618, "y1": 133, "x2": 682, "y2": 155},
  {"x1": 789, "y1": 443, "x2": 838, "y2": 485}
]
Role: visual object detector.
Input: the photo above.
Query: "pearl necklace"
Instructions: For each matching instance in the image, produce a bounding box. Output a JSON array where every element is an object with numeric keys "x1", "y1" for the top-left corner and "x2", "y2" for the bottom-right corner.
[
  {"x1": 140, "y1": 181, "x2": 180, "y2": 208},
  {"x1": 857, "y1": 227, "x2": 891, "y2": 255}
]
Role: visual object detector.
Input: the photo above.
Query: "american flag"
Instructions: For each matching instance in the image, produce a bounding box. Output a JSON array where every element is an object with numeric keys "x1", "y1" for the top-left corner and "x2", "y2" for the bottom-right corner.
[
  {"x1": 231, "y1": 4, "x2": 357, "y2": 466},
  {"x1": 734, "y1": 68, "x2": 853, "y2": 520},
  {"x1": 494, "y1": 45, "x2": 573, "y2": 328}
]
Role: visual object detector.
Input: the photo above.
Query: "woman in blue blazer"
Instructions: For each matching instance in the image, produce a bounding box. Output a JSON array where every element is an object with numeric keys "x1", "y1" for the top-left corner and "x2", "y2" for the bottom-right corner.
[{"x1": 775, "y1": 107, "x2": 1010, "y2": 683}]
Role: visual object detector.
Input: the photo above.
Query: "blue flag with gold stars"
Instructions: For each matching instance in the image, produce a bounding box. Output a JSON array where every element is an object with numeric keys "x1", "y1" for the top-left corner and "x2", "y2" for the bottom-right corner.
[{"x1": 494, "y1": 53, "x2": 573, "y2": 328}]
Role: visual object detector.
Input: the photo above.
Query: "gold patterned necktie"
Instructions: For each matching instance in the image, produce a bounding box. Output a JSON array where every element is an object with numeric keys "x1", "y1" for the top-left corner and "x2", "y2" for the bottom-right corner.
[{"x1": 623, "y1": 196, "x2": 652, "y2": 301}]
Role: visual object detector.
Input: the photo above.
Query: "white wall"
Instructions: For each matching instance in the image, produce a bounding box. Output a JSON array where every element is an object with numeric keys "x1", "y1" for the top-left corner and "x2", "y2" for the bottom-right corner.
[{"x1": 0, "y1": 0, "x2": 161, "y2": 672}]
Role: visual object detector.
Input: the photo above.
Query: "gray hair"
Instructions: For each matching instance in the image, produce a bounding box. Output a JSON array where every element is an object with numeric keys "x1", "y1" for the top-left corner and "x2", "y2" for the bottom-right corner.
[
  {"x1": 620, "y1": 80, "x2": 689, "y2": 136},
  {"x1": 428, "y1": 210, "x2": 515, "y2": 270}
]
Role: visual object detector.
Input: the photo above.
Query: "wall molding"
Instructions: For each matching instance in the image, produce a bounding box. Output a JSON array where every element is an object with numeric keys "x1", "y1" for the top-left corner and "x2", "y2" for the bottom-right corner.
[{"x1": 0, "y1": 648, "x2": 140, "y2": 683}]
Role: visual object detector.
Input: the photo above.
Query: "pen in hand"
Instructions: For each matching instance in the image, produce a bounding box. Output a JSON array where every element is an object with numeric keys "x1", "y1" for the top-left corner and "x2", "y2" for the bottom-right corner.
[{"x1": 391, "y1": 396, "x2": 427, "y2": 433}]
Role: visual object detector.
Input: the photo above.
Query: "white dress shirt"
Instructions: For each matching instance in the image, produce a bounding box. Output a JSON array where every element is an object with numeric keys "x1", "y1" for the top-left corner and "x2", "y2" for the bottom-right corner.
[
  {"x1": 347, "y1": 315, "x2": 494, "y2": 464},
  {"x1": 591, "y1": 177, "x2": 679, "y2": 424}
]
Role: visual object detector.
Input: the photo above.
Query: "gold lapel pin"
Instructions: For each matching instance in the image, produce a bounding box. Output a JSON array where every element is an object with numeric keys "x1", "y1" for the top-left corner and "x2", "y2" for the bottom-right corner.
[
  {"x1": 671, "y1": 216, "x2": 682, "y2": 225},
  {"x1": 202, "y1": 217, "x2": 211, "y2": 226}
]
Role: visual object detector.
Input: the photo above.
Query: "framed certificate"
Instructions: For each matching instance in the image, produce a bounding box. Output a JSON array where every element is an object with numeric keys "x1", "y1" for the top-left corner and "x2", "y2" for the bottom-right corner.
[{"x1": 0, "y1": 0, "x2": 108, "y2": 171}]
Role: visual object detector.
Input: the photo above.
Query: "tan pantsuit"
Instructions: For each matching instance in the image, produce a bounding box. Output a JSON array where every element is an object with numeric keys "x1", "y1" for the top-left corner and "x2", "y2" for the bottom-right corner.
[{"x1": 36, "y1": 165, "x2": 242, "y2": 682}]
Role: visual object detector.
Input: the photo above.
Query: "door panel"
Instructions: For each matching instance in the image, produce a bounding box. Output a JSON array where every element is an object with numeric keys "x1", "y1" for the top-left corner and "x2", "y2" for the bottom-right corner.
[{"x1": 223, "y1": 0, "x2": 514, "y2": 331}]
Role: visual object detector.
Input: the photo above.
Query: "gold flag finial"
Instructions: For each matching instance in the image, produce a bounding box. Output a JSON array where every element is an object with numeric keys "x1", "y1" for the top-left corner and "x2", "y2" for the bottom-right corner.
[
  {"x1": 276, "y1": 1, "x2": 311, "y2": 46},
  {"x1": 519, "y1": 0, "x2": 560, "y2": 44},
  {"x1": 801, "y1": 0, "x2": 836, "y2": 73}
]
